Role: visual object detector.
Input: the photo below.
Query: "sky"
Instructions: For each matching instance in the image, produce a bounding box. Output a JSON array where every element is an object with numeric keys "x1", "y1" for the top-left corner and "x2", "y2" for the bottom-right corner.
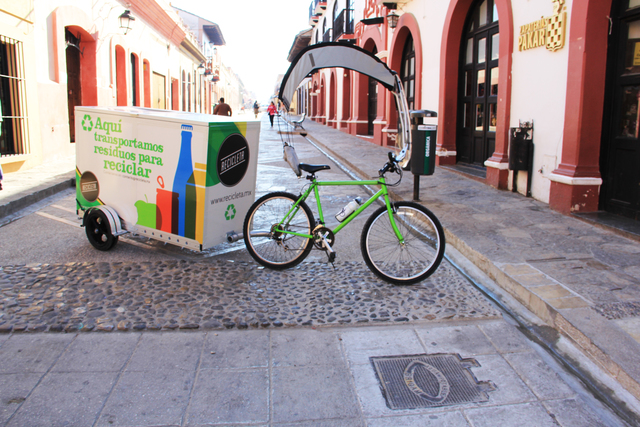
[{"x1": 169, "y1": 0, "x2": 312, "y2": 103}]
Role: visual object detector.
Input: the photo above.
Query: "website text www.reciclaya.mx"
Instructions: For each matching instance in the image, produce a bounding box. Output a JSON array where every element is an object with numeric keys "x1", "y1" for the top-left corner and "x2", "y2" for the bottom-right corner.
[{"x1": 211, "y1": 190, "x2": 252, "y2": 205}]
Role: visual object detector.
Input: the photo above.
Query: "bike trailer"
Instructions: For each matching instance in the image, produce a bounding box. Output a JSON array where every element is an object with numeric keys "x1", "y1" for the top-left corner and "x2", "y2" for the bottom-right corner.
[{"x1": 75, "y1": 106, "x2": 260, "y2": 251}]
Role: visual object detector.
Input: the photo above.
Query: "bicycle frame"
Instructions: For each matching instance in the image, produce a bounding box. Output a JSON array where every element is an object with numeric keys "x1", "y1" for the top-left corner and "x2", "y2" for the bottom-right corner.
[{"x1": 276, "y1": 176, "x2": 405, "y2": 244}]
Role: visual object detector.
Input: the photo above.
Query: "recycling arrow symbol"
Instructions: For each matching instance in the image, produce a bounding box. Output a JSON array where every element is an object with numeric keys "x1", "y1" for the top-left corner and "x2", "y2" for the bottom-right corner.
[
  {"x1": 81, "y1": 114, "x2": 93, "y2": 132},
  {"x1": 224, "y1": 204, "x2": 236, "y2": 220}
]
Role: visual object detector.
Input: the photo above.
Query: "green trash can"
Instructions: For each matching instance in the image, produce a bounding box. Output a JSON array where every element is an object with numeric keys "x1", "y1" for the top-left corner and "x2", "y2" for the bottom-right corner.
[{"x1": 410, "y1": 110, "x2": 438, "y2": 176}]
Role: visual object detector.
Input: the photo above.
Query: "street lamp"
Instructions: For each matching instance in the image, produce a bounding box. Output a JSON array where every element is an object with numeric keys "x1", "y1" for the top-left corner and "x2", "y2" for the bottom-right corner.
[
  {"x1": 118, "y1": 10, "x2": 135, "y2": 35},
  {"x1": 197, "y1": 63, "x2": 205, "y2": 75},
  {"x1": 386, "y1": 10, "x2": 399, "y2": 29}
]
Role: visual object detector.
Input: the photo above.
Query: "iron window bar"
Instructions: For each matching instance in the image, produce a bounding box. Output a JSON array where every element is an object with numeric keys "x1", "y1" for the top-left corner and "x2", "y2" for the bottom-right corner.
[{"x1": 0, "y1": 35, "x2": 29, "y2": 156}]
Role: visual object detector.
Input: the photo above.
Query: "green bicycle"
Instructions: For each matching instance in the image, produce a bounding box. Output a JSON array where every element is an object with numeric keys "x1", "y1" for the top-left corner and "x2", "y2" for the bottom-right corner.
[{"x1": 243, "y1": 151, "x2": 445, "y2": 285}]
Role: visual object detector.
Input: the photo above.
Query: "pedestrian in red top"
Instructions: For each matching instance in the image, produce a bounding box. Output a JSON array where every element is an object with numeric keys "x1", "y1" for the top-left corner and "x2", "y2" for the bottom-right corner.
[{"x1": 267, "y1": 101, "x2": 278, "y2": 127}]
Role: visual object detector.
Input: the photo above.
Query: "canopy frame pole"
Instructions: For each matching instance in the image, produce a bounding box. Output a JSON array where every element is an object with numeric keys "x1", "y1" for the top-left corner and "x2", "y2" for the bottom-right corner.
[{"x1": 392, "y1": 74, "x2": 412, "y2": 167}]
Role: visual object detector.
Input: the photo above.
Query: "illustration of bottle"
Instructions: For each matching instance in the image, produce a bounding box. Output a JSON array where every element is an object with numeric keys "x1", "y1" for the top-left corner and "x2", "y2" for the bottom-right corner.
[
  {"x1": 172, "y1": 124, "x2": 194, "y2": 237},
  {"x1": 335, "y1": 197, "x2": 362, "y2": 222},
  {"x1": 184, "y1": 163, "x2": 208, "y2": 242},
  {"x1": 156, "y1": 188, "x2": 179, "y2": 233}
]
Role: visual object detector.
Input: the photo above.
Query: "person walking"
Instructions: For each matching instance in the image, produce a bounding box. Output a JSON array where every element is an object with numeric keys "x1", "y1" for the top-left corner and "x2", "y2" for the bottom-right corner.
[
  {"x1": 213, "y1": 97, "x2": 232, "y2": 116},
  {"x1": 253, "y1": 101, "x2": 259, "y2": 118},
  {"x1": 267, "y1": 101, "x2": 278, "y2": 127}
]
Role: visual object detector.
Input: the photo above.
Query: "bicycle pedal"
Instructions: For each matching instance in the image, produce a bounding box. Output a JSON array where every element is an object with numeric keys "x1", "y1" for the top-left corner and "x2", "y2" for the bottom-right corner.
[{"x1": 328, "y1": 252, "x2": 336, "y2": 263}]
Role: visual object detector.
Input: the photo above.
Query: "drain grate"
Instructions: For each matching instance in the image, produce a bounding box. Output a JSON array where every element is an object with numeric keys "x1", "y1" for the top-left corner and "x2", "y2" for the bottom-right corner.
[{"x1": 370, "y1": 353, "x2": 496, "y2": 410}]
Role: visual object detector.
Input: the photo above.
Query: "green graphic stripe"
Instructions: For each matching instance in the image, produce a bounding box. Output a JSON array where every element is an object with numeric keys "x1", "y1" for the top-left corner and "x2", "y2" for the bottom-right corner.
[
  {"x1": 206, "y1": 122, "x2": 246, "y2": 187},
  {"x1": 76, "y1": 168, "x2": 103, "y2": 210}
]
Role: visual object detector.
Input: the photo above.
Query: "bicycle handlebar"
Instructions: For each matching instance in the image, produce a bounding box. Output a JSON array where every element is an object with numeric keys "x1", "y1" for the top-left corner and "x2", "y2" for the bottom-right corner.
[{"x1": 379, "y1": 152, "x2": 399, "y2": 176}]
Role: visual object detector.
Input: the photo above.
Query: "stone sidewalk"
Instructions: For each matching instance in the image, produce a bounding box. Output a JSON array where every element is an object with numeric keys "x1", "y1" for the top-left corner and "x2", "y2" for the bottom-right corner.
[
  {"x1": 0, "y1": 155, "x2": 75, "y2": 221},
  {"x1": 297, "y1": 119, "x2": 640, "y2": 410},
  {"x1": 0, "y1": 322, "x2": 623, "y2": 426}
]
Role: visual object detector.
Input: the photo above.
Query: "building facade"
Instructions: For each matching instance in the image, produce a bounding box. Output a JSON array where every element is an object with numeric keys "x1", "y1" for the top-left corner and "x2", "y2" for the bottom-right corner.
[
  {"x1": 0, "y1": 0, "x2": 243, "y2": 175},
  {"x1": 294, "y1": 0, "x2": 637, "y2": 220}
]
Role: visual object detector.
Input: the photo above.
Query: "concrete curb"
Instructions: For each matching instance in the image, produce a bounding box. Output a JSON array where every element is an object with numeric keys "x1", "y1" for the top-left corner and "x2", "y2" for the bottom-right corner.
[
  {"x1": 0, "y1": 174, "x2": 75, "y2": 220},
  {"x1": 305, "y1": 129, "x2": 640, "y2": 407}
]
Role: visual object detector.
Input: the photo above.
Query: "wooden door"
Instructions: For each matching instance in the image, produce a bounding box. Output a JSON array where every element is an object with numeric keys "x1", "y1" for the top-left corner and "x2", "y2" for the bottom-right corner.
[
  {"x1": 153, "y1": 72, "x2": 166, "y2": 109},
  {"x1": 601, "y1": 2, "x2": 640, "y2": 219},
  {"x1": 66, "y1": 38, "x2": 82, "y2": 143},
  {"x1": 457, "y1": 0, "x2": 499, "y2": 166}
]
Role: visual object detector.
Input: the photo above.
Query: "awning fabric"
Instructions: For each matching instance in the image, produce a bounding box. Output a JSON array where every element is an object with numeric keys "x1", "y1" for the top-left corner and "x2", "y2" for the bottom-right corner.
[{"x1": 279, "y1": 42, "x2": 397, "y2": 110}]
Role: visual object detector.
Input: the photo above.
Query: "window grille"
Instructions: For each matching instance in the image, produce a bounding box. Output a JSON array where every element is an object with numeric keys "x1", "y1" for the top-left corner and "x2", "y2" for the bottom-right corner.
[{"x1": 0, "y1": 35, "x2": 29, "y2": 156}]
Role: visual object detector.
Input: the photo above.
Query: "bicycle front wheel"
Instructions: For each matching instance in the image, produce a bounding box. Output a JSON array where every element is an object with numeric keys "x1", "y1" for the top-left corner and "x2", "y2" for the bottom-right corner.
[
  {"x1": 243, "y1": 192, "x2": 315, "y2": 269},
  {"x1": 361, "y1": 202, "x2": 445, "y2": 284}
]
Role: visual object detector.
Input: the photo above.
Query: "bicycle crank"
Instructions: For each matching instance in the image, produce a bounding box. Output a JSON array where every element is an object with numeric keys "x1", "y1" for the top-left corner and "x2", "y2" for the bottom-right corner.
[{"x1": 313, "y1": 226, "x2": 336, "y2": 264}]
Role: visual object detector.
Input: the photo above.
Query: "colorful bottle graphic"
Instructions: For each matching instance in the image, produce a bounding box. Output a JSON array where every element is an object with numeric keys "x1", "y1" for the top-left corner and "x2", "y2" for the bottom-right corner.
[
  {"x1": 184, "y1": 170, "x2": 207, "y2": 242},
  {"x1": 189, "y1": 163, "x2": 207, "y2": 242},
  {"x1": 173, "y1": 125, "x2": 194, "y2": 237},
  {"x1": 156, "y1": 188, "x2": 179, "y2": 233},
  {"x1": 185, "y1": 177, "x2": 197, "y2": 240}
]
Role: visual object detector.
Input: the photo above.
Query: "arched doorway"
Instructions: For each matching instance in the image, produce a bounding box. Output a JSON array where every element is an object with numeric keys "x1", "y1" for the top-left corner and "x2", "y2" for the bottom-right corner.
[
  {"x1": 367, "y1": 46, "x2": 378, "y2": 136},
  {"x1": 130, "y1": 53, "x2": 139, "y2": 106},
  {"x1": 601, "y1": 0, "x2": 640, "y2": 219},
  {"x1": 457, "y1": 0, "x2": 499, "y2": 168},
  {"x1": 57, "y1": 16, "x2": 97, "y2": 147},
  {"x1": 115, "y1": 45, "x2": 127, "y2": 106},
  {"x1": 388, "y1": 13, "x2": 423, "y2": 148},
  {"x1": 65, "y1": 28, "x2": 82, "y2": 142}
]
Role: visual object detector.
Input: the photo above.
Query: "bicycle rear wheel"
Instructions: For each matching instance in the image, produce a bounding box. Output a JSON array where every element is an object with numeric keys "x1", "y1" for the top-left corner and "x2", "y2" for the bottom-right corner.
[
  {"x1": 243, "y1": 192, "x2": 315, "y2": 269},
  {"x1": 361, "y1": 202, "x2": 445, "y2": 284}
]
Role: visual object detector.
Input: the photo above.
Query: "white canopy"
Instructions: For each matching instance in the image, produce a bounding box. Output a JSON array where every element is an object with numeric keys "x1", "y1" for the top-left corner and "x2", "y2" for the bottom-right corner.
[{"x1": 279, "y1": 42, "x2": 397, "y2": 111}]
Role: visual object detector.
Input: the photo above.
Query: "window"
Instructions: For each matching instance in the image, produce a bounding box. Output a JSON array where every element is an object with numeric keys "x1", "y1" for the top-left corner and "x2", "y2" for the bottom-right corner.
[
  {"x1": 0, "y1": 35, "x2": 28, "y2": 156},
  {"x1": 130, "y1": 53, "x2": 139, "y2": 106}
]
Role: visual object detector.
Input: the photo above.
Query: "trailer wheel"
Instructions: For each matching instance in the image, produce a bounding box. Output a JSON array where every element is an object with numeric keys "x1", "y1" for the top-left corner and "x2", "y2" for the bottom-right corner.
[{"x1": 84, "y1": 209, "x2": 118, "y2": 251}]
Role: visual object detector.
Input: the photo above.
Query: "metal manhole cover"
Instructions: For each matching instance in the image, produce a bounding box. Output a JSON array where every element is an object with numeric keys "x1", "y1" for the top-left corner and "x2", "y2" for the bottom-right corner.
[{"x1": 370, "y1": 353, "x2": 496, "y2": 410}]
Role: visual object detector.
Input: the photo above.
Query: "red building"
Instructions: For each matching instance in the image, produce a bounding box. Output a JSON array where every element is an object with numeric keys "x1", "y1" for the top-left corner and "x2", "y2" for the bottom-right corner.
[{"x1": 290, "y1": 0, "x2": 639, "y2": 222}]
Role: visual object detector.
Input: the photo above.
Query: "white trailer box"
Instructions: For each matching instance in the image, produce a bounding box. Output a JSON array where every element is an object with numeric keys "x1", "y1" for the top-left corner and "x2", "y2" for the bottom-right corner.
[{"x1": 75, "y1": 106, "x2": 259, "y2": 251}]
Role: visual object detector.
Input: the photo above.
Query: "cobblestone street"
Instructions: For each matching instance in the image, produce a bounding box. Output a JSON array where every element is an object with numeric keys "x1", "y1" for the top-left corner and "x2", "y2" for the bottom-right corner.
[{"x1": 0, "y1": 259, "x2": 499, "y2": 333}]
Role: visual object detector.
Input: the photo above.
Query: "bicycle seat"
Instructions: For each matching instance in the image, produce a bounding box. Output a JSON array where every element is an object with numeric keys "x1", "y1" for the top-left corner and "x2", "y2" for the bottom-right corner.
[{"x1": 299, "y1": 163, "x2": 330, "y2": 174}]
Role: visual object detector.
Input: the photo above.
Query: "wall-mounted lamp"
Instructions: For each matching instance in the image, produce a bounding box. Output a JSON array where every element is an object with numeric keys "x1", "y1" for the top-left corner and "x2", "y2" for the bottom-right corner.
[
  {"x1": 197, "y1": 63, "x2": 206, "y2": 75},
  {"x1": 387, "y1": 10, "x2": 399, "y2": 29},
  {"x1": 119, "y1": 10, "x2": 135, "y2": 35}
]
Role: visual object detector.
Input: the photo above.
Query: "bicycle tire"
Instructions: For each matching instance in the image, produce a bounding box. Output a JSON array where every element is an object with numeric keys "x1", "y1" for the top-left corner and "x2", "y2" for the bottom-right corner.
[
  {"x1": 360, "y1": 201, "x2": 445, "y2": 284},
  {"x1": 243, "y1": 192, "x2": 315, "y2": 269}
]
